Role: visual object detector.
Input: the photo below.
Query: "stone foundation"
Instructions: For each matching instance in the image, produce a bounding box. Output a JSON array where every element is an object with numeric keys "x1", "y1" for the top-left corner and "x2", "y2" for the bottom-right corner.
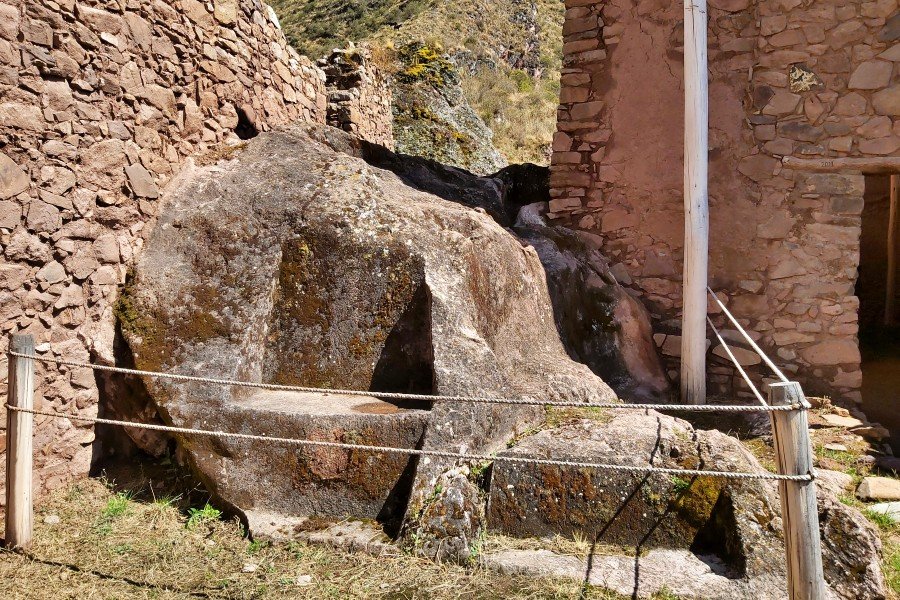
[
  {"x1": 552, "y1": 0, "x2": 900, "y2": 403},
  {"x1": 0, "y1": 0, "x2": 327, "y2": 506}
]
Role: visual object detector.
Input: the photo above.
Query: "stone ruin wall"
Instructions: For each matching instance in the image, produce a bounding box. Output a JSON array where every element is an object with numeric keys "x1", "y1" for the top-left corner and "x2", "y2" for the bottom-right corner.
[
  {"x1": 0, "y1": 0, "x2": 333, "y2": 506},
  {"x1": 319, "y1": 47, "x2": 395, "y2": 150},
  {"x1": 552, "y1": 0, "x2": 900, "y2": 404}
]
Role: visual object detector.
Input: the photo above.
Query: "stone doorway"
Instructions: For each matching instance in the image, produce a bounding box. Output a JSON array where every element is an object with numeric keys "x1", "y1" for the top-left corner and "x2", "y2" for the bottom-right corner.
[{"x1": 858, "y1": 174, "x2": 900, "y2": 445}]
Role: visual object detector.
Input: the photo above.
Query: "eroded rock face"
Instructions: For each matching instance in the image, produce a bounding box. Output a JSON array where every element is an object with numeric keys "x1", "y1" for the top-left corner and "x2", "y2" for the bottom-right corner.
[
  {"x1": 488, "y1": 412, "x2": 886, "y2": 600},
  {"x1": 514, "y1": 221, "x2": 670, "y2": 402},
  {"x1": 121, "y1": 123, "x2": 615, "y2": 529}
]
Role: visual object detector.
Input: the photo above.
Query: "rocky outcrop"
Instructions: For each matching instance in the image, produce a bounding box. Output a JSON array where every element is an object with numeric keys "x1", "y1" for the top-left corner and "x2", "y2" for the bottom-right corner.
[
  {"x1": 0, "y1": 0, "x2": 326, "y2": 506},
  {"x1": 515, "y1": 217, "x2": 670, "y2": 402},
  {"x1": 489, "y1": 412, "x2": 887, "y2": 599},
  {"x1": 392, "y1": 43, "x2": 507, "y2": 175},
  {"x1": 120, "y1": 123, "x2": 616, "y2": 531}
]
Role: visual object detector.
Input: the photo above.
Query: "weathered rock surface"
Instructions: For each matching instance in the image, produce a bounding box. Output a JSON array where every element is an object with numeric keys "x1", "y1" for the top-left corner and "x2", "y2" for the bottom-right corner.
[
  {"x1": 857, "y1": 476, "x2": 900, "y2": 501},
  {"x1": 392, "y1": 43, "x2": 506, "y2": 175},
  {"x1": 488, "y1": 413, "x2": 886, "y2": 599},
  {"x1": 122, "y1": 124, "x2": 615, "y2": 530},
  {"x1": 514, "y1": 220, "x2": 670, "y2": 401}
]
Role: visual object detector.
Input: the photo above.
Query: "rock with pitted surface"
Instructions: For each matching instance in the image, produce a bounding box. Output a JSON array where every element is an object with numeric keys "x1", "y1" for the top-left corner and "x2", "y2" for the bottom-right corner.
[
  {"x1": 488, "y1": 412, "x2": 886, "y2": 600},
  {"x1": 121, "y1": 123, "x2": 615, "y2": 532}
]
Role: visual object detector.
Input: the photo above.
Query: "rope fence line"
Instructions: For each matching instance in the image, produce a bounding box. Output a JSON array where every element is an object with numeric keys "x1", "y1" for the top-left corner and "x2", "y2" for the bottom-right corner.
[
  {"x1": 6, "y1": 351, "x2": 802, "y2": 413},
  {"x1": 706, "y1": 316, "x2": 769, "y2": 407},
  {"x1": 3, "y1": 403, "x2": 812, "y2": 482},
  {"x1": 707, "y1": 287, "x2": 791, "y2": 384}
]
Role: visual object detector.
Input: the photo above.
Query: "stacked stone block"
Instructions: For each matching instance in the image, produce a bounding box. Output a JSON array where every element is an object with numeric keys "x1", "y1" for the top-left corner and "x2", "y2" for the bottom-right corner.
[
  {"x1": 552, "y1": 0, "x2": 900, "y2": 404},
  {"x1": 0, "y1": 0, "x2": 327, "y2": 505},
  {"x1": 319, "y1": 46, "x2": 394, "y2": 150}
]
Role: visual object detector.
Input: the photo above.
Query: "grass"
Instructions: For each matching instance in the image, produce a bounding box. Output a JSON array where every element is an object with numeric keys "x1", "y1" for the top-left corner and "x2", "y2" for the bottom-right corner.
[{"x1": 0, "y1": 477, "x2": 659, "y2": 599}]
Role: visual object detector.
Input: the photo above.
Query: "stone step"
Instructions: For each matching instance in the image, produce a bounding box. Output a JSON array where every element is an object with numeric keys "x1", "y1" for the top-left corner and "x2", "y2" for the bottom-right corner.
[{"x1": 176, "y1": 390, "x2": 429, "y2": 531}]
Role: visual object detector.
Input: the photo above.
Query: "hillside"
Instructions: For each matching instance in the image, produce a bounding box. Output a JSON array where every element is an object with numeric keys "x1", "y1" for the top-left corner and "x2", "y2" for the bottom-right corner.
[{"x1": 267, "y1": 0, "x2": 563, "y2": 165}]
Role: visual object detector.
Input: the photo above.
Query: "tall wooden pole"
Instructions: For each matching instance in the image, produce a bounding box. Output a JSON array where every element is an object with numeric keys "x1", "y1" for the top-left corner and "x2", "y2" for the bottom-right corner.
[
  {"x1": 886, "y1": 175, "x2": 898, "y2": 326},
  {"x1": 681, "y1": 0, "x2": 709, "y2": 404},
  {"x1": 5, "y1": 334, "x2": 34, "y2": 551}
]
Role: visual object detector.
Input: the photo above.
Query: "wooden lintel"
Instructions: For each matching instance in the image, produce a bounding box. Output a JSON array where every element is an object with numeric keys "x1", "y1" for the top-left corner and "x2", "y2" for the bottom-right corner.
[{"x1": 782, "y1": 156, "x2": 900, "y2": 173}]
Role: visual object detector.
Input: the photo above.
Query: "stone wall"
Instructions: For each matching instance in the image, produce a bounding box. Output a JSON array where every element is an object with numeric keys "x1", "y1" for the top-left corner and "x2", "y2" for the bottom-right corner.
[
  {"x1": 0, "y1": 0, "x2": 326, "y2": 505},
  {"x1": 552, "y1": 0, "x2": 900, "y2": 403},
  {"x1": 319, "y1": 47, "x2": 394, "y2": 149}
]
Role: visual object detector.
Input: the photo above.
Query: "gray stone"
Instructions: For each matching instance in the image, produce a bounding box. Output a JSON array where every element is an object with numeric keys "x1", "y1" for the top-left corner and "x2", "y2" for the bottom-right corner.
[
  {"x1": 36, "y1": 261, "x2": 66, "y2": 284},
  {"x1": 404, "y1": 466, "x2": 484, "y2": 563},
  {"x1": 488, "y1": 413, "x2": 885, "y2": 599},
  {"x1": 816, "y1": 469, "x2": 854, "y2": 497},
  {"x1": 124, "y1": 164, "x2": 159, "y2": 199},
  {"x1": 0, "y1": 152, "x2": 29, "y2": 199},
  {"x1": 122, "y1": 125, "x2": 616, "y2": 536},
  {"x1": 0, "y1": 200, "x2": 21, "y2": 229},
  {"x1": 868, "y1": 502, "x2": 900, "y2": 522}
]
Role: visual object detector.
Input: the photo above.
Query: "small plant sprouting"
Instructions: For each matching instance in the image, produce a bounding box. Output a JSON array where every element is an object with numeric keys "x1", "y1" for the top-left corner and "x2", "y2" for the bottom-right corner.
[
  {"x1": 187, "y1": 503, "x2": 223, "y2": 529},
  {"x1": 671, "y1": 476, "x2": 691, "y2": 495},
  {"x1": 102, "y1": 492, "x2": 133, "y2": 519}
]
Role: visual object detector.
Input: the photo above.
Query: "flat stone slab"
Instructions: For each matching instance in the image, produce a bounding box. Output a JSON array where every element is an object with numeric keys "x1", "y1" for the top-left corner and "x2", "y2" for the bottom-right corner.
[
  {"x1": 175, "y1": 389, "x2": 429, "y2": 529},
  {"x1": 821, "y1": 414, "x2": 865, "y2": 428},
  {"x1": 481, "y1": 548, "x2": 829, "y2": 600},
  {"x1": 868, "y1": 502, "x2": 900, "y2": 522},
  {"x1": 857, "y1": 476, "x2": 900, "y2": 501}
]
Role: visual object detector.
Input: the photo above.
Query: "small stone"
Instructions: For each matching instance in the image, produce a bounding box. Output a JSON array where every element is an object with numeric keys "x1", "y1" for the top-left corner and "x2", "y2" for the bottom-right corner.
[
  {"x1": 295, "y1": 574, "x2": 313, "y2": 586},
  {"x1": 848, "y1": 60, "x2": 893, "y2": 89},
  {"x1": 0, "y1": 152, "x2": 30, "y2": 199},
  {"x1": 823, "y1": 443, "x2": 848, "y2": 452},
  {"x1": 857, "y1": 476, "x2": 900, "y2": 501},
  {"x1": 800, "y1": 340, "x2": 861, "y2": 366},
  {"x1": 822, "y1": 414, "x2": 865, "y2": 428},
  {"x1": 36, "y1": 261, "x2": 66, "y2": 284},
  {"x1": 712, "y1": 344, "x2": 761, "y2": 366},
  {"x1": 816, "y1": 469, "x2": 854, "y2": 497},
  {"x1": 124, "y1": 164, "x2": 159, "y2": 199},
  {"x1": 43, "y1": 514, "x2": 61, "y2": 525},
  {"x1": 873, "y1": 86, "x2": 900, "y2": 116},
  {"x1": 242, "y1": 563, "x2": 258, "y2": 573}
]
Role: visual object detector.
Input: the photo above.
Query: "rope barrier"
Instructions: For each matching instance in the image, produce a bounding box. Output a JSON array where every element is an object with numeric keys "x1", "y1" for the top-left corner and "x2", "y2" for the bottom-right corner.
[
  {"x1": 3, "y1": 404, "x2": 812, "y2": 482},
  {"x1": 706, "y1": 316, "x2": 769, "y2": 407},
  {"x1": 7, "y1": 352, "x2": 802, "y2": 413},
  {"x1": 707, "y1": 288, "x2": 790, "y2": 383}
]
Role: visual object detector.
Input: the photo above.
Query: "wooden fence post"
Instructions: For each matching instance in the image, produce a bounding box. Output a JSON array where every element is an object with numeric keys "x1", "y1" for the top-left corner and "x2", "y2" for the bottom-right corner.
[
  {"x1": 768, "y1": 381, "x2": 825, "y2": 600},
  {"x1": 5, "y1": 334, "x2": 34, "y2": 551}
]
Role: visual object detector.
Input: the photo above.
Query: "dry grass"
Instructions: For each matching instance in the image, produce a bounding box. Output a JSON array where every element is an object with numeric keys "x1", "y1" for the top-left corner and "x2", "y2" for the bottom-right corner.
[{"x1": 0, "y1": 476, "x2": 639, "y2": 599}]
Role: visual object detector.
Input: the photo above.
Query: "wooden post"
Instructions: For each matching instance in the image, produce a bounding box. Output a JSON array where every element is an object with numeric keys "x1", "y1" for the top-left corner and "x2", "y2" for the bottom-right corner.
[
  {"x1": 5, "y1": 334, "x2": 34, "y2": 551},
  {"x1": 768, "y1": 381, "x2": 826, "y2": 600},
  {"x1": 681, "y1": 0, "x2": 709, "y2": 404},
  {"x1": 886, "y1": 174, "x2": 898, "y2": 326}
]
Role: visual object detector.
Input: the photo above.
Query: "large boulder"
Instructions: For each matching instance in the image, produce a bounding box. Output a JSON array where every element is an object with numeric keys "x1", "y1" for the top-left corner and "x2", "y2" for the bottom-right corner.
[
  {"x1": 515, "y1": 222, "x2": 670, "y2": 402},
  {"x1": 120, "y1": 123, "x2": 615, "y2": 532},
  {"x1": 488, "y1": 412, "x2": 886, "y2": 599}
]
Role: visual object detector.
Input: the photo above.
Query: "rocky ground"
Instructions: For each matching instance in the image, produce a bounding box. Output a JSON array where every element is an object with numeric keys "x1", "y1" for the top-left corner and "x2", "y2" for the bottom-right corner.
[{"x1": 0, "y1": 467, "x2": 691, "y2": 600}]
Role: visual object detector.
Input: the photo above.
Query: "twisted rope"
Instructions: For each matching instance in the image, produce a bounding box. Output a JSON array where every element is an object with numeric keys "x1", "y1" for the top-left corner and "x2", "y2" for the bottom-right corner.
[
  {"x1": 7, "y1": 352, "x2": 801, "y2": 413},
  {"x1": 4, "y1": 404, "x2": 811, "y2": 482}
]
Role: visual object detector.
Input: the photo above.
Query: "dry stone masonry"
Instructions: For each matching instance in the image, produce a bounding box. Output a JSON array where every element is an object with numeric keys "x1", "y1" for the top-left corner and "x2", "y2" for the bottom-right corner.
[
  {"x1": 0, "y1": 0, "x2": 328, "y2": 505},
  {"x1": 319, "y1": 46, "x2": 395, "y2": 150},
  {"x1": 552, "y1": 0, "x2": 900, "y2": 403}
]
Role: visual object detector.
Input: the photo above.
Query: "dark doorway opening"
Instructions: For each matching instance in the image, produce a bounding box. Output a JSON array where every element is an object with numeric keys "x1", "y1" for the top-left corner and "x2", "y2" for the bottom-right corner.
[{"x1": 858, "y1": 174, "x2": 900, "y2": 446}]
